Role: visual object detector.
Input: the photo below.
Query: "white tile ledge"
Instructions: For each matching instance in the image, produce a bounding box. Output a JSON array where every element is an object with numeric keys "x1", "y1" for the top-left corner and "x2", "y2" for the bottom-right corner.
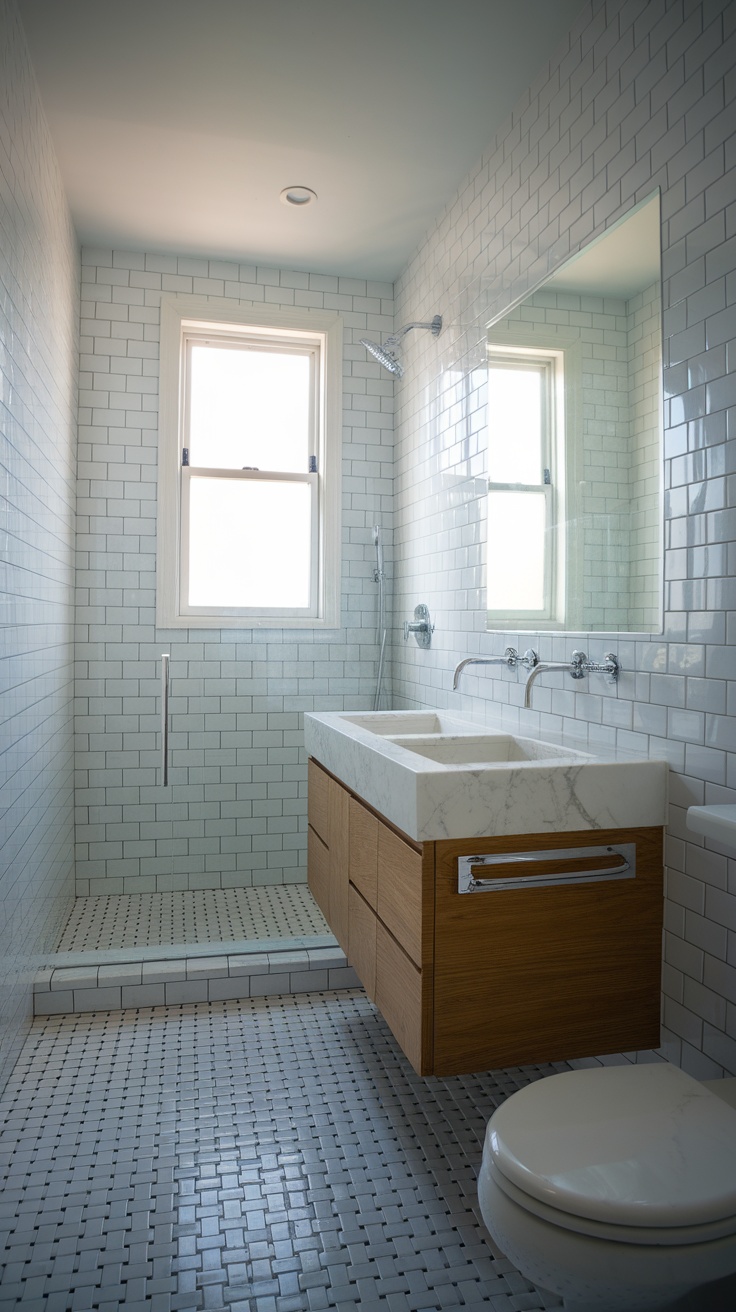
[
  {"x1": 34, "y1": 936, "x2": 357, "y2": 1015},
  {"x1": 686, "y1": 805, "x2": 736, "y2": 854},
  {"x1": 40, "y1": 931, "x2": 336, "y2": 971}
]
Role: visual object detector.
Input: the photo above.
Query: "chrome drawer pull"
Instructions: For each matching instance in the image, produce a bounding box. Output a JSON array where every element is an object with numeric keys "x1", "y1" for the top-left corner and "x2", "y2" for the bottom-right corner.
[{"x1": 457, "y1": 843, "x2": 636, "y2": 894}]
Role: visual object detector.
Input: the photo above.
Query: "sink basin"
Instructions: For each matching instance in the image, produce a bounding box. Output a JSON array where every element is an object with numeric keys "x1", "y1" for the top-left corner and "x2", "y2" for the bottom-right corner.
[
  {"x1": 303, "y1": 709, "x2": 668, "y2": 842},
  {"x1": 342, "y1": 711, "x2": 477, "y2": 736},
  {"x1": 388, "y1": 733, "x2": 592, "y2": 766}
]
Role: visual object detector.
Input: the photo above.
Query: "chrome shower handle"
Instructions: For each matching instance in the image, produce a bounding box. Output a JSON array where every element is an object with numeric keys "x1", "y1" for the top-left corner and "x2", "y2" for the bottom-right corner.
[{"x1": 161, "y1": 653, "x2": 170, "y2": 786}]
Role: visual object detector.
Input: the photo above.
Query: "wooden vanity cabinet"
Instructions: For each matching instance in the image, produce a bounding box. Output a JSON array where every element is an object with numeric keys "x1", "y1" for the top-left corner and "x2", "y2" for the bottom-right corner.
[
  {"x1": 308, "y1": 758, "x2": 664, "y2": 1078},
  {"x1": 307, "y1": 760, "x2": 349, "y2": 954}
]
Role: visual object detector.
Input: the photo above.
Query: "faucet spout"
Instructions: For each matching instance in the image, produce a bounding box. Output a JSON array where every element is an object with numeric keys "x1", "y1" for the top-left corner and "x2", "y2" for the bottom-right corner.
[
  {"x1": 453, "y1": 647, "x2": 537, "y2": 691},
  {"x1": 523, "y1": 659, "x2": 577, "y2": 709},
  {"x1": 523, "y1": 649, "x2": 620, "y2": 708}
]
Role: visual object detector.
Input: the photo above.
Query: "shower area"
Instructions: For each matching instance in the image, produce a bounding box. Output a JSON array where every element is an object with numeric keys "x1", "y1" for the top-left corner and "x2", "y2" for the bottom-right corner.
[{"x1": 37, "y1": 526, "x2": 391, "y2": 1015}]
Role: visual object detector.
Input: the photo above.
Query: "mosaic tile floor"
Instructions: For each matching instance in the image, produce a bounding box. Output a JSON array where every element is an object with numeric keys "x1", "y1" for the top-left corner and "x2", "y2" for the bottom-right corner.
[
  {"x1": 57, "y1": 886, "x2": 328, "y2": 953},
  {"x1": 0, "y1": 990, "x2": 568, "y2": 1311}
]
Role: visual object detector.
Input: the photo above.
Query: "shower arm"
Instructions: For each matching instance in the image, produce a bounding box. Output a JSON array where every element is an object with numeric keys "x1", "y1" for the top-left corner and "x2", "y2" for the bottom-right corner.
[{"x1": 383, "y1": 316, "x2": 442, "y2": 351}]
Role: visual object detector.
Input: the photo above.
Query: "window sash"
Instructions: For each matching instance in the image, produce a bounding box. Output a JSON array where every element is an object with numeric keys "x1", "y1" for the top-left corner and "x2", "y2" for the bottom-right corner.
[
  {"x1": 486, "y1": 485, "x2": 554, "y2": 619},
  {"x1": 179, "y1": 467, "x2": 319, "y2": 618},
  {"x1": 182, "y1": 332, "x2": 319, "y2": 474},
  {"x1": 486, "y1": 352, "x2": 559, "y2": 622}
]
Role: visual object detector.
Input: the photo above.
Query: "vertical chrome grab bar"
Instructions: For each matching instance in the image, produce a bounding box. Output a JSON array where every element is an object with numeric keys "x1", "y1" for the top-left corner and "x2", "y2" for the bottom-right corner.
[{"x1": 161, "y1": 653, "x2": 170, "y2": 786}]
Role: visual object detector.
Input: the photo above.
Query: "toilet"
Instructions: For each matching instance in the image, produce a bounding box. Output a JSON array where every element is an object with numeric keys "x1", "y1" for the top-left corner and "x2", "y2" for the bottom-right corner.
[{"x1": 477, "y1": 1063, "x2": 736, "y2": 1311}]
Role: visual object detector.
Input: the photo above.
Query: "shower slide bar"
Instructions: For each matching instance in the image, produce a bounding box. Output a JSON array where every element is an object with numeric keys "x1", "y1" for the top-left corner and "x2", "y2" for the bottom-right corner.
[
  {"x1": 457, "y1": 843, "x2": 636, "y2": 894},
  {"x1": 161, "y1": 653, "x2": 170, "y2": 786}
]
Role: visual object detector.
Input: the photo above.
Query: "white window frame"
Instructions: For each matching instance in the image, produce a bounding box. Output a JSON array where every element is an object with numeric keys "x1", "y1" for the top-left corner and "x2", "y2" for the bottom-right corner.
[
  {"x1": 157, "y1": 298, "x2": 342, "y2": 629},
  {"x1": 485, "y1": 328, "x2": 583, "y2": 633}
]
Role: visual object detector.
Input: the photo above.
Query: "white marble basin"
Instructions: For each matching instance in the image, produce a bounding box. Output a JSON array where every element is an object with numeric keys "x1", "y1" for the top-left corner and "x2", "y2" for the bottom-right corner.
[
  {"x1": 342, "y1": 711, "x2": 478, "y2": 736},
  {"x1": 304, "y1": 709, "x2": 668, "y2": 842},
  {"x1": 388, "y1": 733, "x2": 592, "y2": 766}
]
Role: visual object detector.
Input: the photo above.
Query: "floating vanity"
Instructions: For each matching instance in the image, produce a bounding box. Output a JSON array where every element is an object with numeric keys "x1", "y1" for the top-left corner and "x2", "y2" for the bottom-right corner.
[{"x1": 304, "y1": 710, "x2": 668, "y2": 1076}]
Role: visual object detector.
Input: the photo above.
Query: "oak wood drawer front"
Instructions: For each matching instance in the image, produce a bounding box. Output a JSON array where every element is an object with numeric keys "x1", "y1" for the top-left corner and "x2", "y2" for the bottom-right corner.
[
  {"x1": 348, "y1": 885, "x2": 377, "y2": 1001},
  {"x1": 308, "y1": 760, "x2": 330, "y2": 844},
  {"x1": 349, "y1": 799, "x2": 378, "y2": 909},
  {"x1": 432, "y1": 827, "x2": 663, "y2": 1074},
  {"x1": 376, "y1": 826, "x2": 424, "y2": 965},
  {"x1": 327, "y1": 775, "x2": 350, "y2": 954},
  {"x1": 375, "y1": 922, "x2": 426, "y2": 1075},
  {"x1": 307, "y1": 827, "x2": 330, "y2": 924}
]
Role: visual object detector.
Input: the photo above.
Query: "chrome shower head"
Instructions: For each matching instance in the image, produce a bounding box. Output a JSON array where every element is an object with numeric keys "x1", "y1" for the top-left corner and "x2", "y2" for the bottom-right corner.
[
  {"x1": 360, "y1": 314, "x2": 442, "y2": 376},
  {"x1": 360, "y1": 337, "x2": 405, "y2": 377}
]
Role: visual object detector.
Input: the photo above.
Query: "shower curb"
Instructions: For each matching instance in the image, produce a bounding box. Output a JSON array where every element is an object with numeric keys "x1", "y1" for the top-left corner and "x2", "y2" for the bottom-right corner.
[{"x1": 34, "y1": 943, "x2": 359, "y2": 1015}]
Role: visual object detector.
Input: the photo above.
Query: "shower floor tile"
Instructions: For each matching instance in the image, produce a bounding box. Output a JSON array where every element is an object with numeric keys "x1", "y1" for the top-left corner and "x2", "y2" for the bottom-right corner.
[
  {"x1": 0, "y1": 990, "x2": 569, "y2": 1311},
  {"x1": 57, "y1": 884, "x2": 328, "y2": 952}
]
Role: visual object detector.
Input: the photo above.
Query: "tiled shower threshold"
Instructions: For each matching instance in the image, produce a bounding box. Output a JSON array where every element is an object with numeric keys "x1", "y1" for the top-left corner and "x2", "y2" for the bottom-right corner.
[{"x1": 35, "y1": 885, "x2": 357, "y2": 1016}]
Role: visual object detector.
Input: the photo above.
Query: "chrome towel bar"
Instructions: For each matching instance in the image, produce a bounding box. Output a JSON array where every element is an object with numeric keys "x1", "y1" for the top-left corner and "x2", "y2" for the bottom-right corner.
[{"x1": 458, "y1": 843, "x2": 636, "y2": 894}]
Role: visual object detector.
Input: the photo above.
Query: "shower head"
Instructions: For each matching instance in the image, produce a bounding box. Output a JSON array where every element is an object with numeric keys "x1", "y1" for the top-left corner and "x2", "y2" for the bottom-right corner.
[
  {"x1": 360, "y1": 314, "x2": 442, "y2": 377},
  {"x1": 361, "y1": 337, "x2": 405, "y2": 377}
]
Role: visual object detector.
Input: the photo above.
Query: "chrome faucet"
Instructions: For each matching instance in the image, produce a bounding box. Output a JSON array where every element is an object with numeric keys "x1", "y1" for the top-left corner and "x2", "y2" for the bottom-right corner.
[
  {"x1": 523, "y1": 649, "x2": 620, "y2": 708},
  {"x1": 453, "y1": 647, "x2": 538, "y2": 691}
]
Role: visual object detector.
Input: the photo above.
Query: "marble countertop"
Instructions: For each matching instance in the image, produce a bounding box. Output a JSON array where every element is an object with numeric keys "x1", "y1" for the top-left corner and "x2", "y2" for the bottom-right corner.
[{"x1": 303, "y1": 710, "x2": 669, "y2": 842}]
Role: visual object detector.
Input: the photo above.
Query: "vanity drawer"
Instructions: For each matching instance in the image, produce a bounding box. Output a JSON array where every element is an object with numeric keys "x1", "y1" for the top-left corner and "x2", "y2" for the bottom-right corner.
[
  {"x1": 348, "y1": 884, "x2": 377, "y2": 1001},
  {"x1": 349, "y1": 798, "x2": 378, "y2": 908},
  {"x1": 307, "y1": 826, "x2": 330, "y2": 923},
  {"x1": 377, "y1": 826, "x2": 425, "y2": 966},
  {"x1": 432, "y1": 826, "x2": 663, "y2": 1074},
  {"x1": 308, "y1": 759, "x2": 330, "y2": 844},
  {"x1": 375, "y1": 921, "x2": 430, "y2": 1075}
]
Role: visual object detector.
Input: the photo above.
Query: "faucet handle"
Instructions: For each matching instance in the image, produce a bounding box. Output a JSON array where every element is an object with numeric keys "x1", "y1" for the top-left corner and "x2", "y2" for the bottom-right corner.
[{"x1": 570, "y1": 649, "x2": 587, "y2": 679}]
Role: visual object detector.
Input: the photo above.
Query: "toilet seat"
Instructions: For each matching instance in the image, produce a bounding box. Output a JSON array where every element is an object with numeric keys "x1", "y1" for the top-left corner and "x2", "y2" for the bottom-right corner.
[{"x1": 485, "y1": 1064, "x2": 736, "y2": 1243}]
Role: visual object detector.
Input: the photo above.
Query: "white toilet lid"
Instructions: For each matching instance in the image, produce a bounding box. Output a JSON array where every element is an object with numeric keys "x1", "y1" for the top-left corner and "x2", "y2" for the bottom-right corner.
[{"x1": 487, "y1": 1063, "x2": 736, "y2": 1229}]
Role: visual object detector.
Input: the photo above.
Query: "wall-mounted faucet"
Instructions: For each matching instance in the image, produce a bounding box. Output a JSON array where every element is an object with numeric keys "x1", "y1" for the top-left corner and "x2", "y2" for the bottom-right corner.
[
  {"x1": 523, "y1": 649, "x2": 620, "y2": 709},
  {"x1": 453, "y1": 647, "x2": 538, "y2": 691}
]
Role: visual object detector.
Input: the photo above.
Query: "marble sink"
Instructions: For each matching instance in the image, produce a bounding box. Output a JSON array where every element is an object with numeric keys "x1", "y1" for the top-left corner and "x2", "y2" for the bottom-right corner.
[
  {"x1": 303, "y1": 710, "x2": 668, "y2": 842},
  {"x1": 388, "y1": 733, "x2": 592, "y2": 766}
]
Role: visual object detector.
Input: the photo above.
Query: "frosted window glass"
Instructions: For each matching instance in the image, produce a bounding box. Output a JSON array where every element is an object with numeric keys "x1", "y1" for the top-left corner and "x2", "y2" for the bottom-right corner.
[
  {"x1": 189, "y1": 345, "x2": 310, "y2": 471},
  {"x1": 188, "y1": 477, "x2": 311, "y2": 608},
  {"x1": 487, "y1": 365, "x2": 542, "y2": 484},
  {"x1": 487, "y1": 491, "x2": 546, "y2": 612}
]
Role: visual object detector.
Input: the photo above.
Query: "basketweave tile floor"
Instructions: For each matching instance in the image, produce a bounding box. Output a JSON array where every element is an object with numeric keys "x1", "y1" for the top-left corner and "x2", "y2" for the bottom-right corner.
[
  {"x1": 0, "y1": 989, "x2": 568, "y2": 1312},
  {"x1": 58, "y1": 888, "x2": 328, "y2": 953}
]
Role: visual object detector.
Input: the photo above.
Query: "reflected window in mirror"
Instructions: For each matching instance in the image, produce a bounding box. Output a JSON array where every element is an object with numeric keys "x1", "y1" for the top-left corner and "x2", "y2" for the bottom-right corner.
[
  {"x1": 487, "y1": 349, "x2": 565, "y2": 624},
  {"x1": 485, "y1": 192, "x2": 663, "y2": 636}
]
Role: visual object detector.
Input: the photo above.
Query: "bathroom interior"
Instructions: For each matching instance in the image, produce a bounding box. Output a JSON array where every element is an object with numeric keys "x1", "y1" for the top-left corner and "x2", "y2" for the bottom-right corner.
[{"x1": 3, "y1": 0, "x2": 736, "y2": 1307}]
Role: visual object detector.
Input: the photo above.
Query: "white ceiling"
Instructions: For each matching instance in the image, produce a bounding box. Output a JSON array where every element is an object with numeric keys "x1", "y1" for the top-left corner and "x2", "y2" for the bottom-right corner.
[{"x1": 17, "y1": 0, "x2": 583, "y2": 281}]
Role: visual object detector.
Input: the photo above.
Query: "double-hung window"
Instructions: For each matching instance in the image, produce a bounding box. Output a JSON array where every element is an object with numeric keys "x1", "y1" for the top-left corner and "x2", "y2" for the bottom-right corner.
[
  {"x1": 157, "y1": 300, "x2": 342, "y2": 628},
  {"x1": 486, "y1": 345, "x2": 566, "y2": 626}
]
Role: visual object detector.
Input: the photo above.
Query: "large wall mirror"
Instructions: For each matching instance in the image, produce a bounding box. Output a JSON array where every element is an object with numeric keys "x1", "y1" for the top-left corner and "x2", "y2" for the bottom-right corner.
[{"x1": 486, "y1": 192, "x2": 662, "y2": 635}]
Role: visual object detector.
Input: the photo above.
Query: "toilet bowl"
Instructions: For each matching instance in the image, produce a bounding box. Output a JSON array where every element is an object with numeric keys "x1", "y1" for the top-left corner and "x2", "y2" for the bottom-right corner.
[{"x1": 477, "y1": 1063, "x2": 736, "y2": 1312}]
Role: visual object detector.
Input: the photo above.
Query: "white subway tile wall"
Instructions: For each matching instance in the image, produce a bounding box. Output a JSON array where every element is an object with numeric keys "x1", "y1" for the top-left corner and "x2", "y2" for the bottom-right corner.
[
  {"x1": 394, "y1": 0, "x2": 736, "y2": 1076},
  {"x1": 0, "y1": 0, "x2": 79, "y2": 1088},
  {"x1": 74, "y1": 253, "x2": 394, "y2": 894}
]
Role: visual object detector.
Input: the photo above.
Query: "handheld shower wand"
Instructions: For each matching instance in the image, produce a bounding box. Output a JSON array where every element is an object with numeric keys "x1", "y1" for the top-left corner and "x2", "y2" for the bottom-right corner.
[{"x1": 373, "y1": 525, "x2": 387, "y2": 711}]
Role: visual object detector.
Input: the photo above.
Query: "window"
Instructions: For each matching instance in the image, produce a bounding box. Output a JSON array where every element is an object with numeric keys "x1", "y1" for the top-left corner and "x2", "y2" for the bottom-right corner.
[
  {"x1": 486, "y1": 349, "x2": 560, "y2": 621},
  {"x1": 157, "y1": 299, "x2": 342, "y2": 628},
  {"x1": 486, "y1": 344, "x2": 567, "y2": 627}
]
